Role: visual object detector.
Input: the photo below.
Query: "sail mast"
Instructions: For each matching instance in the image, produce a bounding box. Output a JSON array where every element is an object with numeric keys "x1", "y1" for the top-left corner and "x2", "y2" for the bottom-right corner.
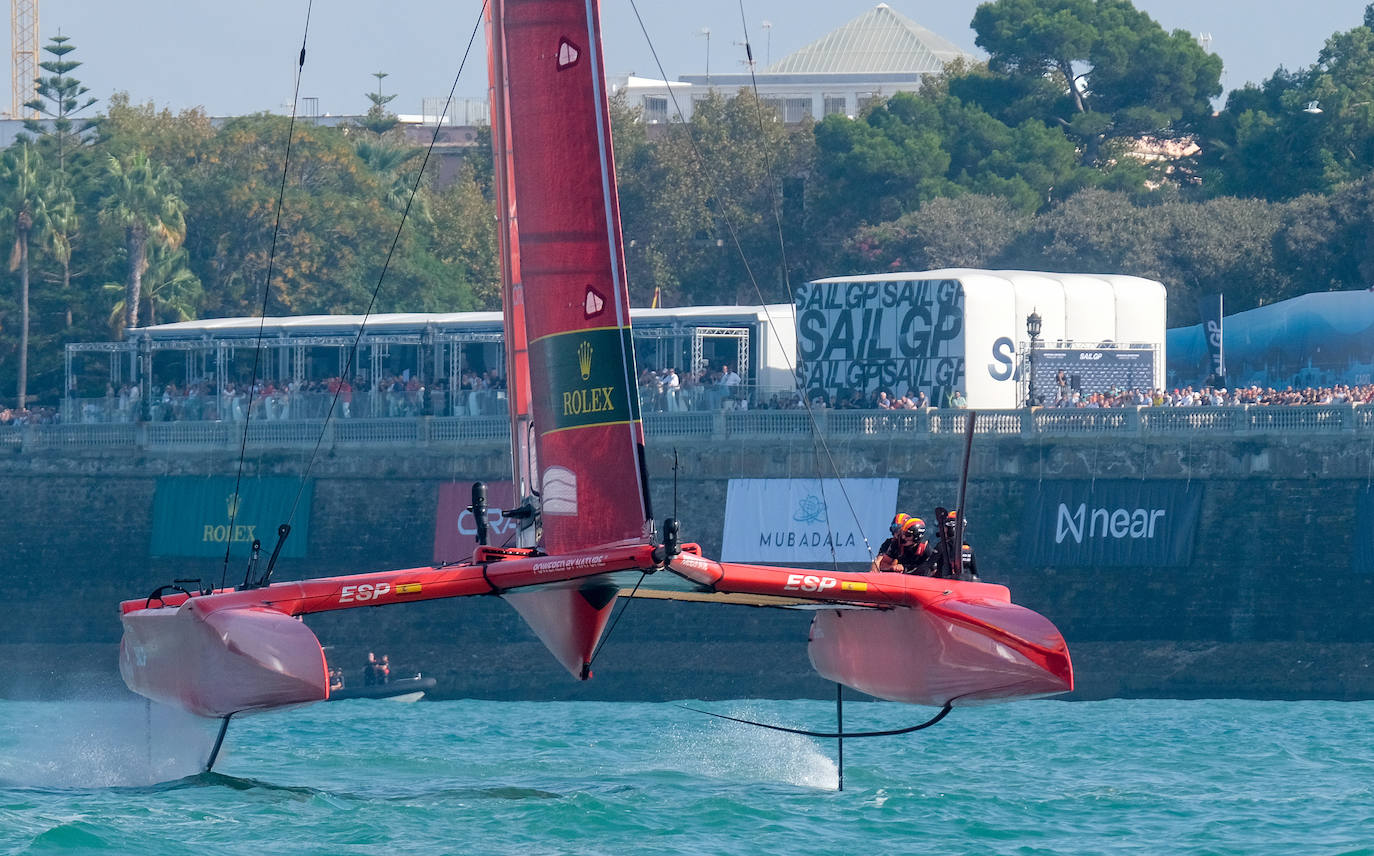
[{"x1": 486, "y1": 0, "x2": 537, "y2": 533}]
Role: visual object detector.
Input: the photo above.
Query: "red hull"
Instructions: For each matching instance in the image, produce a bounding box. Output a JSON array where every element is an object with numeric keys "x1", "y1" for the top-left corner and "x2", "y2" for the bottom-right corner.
[
  {"x1": 120, "y1": 602, "x2": 328, "y2": 718},
  {"x1": 808, "y1": 601, "x2": 1073, "y2": 706}
]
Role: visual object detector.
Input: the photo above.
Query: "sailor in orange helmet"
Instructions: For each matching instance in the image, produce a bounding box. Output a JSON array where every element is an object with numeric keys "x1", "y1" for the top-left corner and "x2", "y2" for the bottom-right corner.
[
  {"x1": 933, "y1": 510, "x2": 979, "y2": 581},
  {"x1": 871, "y1": 515, "x2": 936, "y2": 575},
  {"x1": 869, "y1": 513, "x2": 910, "y2": 573}
]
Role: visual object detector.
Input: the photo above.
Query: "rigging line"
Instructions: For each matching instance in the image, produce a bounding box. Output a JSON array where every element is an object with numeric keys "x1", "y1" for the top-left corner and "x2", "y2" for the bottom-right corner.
[
  {"x1": 221, "y1": 0, "x2": 315, "y2": 592},
  {"x1": 587, "y1": 570, "x2": 648, "y2": 670},
  {"x1": 280, "y1": 0, "x2": 491, "y2": 533},
  {"x1": 677, "y1": 700, "x2": 953, "y2": 738},
  {"x1": 735, "y1": 0, "x2": 869, "y2": 562},
  {"x1": 626, "y1": 0, "x2": 872, "y2": 561}
]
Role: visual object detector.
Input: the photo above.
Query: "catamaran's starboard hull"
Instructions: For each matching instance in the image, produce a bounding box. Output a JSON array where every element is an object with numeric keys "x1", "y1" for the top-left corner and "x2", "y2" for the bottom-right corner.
[
  {"x1": 808, "y1": 598, "x2": 1073, "y2": 706},
  {"x1": 120, "y1": 602, "x2": 329, "y2": 718}
]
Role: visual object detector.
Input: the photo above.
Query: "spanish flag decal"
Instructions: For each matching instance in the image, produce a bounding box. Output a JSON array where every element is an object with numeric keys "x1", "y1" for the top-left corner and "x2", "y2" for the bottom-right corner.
[
  {"x1": 395, "y1": 583, "x2": 422, "y2": 595},
  {"x1": 841, "y1": 581, "x2": 868, "y2": 592}
]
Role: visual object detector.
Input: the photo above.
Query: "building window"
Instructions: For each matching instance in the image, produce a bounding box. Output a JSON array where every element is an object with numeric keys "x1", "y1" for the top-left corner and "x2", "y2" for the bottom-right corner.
[
  {"x1": 857, "y1": 92, "x2": 883, "y2": 114},
  {"x1": 823, "y1": 96, "x2": 848, "y2": 117},
  {"x1": 643, "y1": 96, "x2": 668, "y2": 124},
  {"x1": 784, "y1": 98, "x2": 812, "y2": 123}
]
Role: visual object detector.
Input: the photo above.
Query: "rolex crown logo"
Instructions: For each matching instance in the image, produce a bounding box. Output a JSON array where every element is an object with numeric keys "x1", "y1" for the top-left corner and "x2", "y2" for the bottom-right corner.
[
  {"x1": 226, "y1": 493, "x2": 241, "y2": 518},
  {"x1": 578, "y1": 341, "x2": 593, "y2": 380}
]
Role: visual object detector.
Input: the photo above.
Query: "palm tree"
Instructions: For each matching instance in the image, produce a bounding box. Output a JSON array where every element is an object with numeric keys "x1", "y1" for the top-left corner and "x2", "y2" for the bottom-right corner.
[
  {"x1": 353, "y1": 138, "x2": 428, "y2": 220},
  {"x1": 43, "y1": 179, "x2": 78, "y2": 328},
  {"x1": 99, "y1": 151, "x2": 187, "y2": 330},
  {"x1": 102, "y1": 243, "x2": 201, "y2": 330},
  {"x1": 0, "y1": 143, "x2": 46, "y2": 409}
]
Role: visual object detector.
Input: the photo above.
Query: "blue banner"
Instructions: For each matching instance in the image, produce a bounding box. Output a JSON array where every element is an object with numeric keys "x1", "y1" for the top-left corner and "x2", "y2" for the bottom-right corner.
[
  {"x1": 1198, "y1": 293, "x2": 1225, "y2": 383},
  {"x1": 1356, "y1": 488, "x2": 1374, "y2": 574},
  {"x1": 1020, "y1": 480, "x2": 1203, "y2": 567}
]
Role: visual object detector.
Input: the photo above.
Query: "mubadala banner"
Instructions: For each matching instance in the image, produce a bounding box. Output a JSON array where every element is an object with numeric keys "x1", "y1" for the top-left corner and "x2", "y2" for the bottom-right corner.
[
  {"x1": 1020, "y1": 480, "x2": 1202, "y2": 567},
  {"x1": 722, "y1": 478, "x2": 899, "y2": 563}
]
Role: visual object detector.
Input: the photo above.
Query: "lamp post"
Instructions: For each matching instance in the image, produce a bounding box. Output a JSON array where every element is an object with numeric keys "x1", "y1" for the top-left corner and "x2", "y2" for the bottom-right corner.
[{"x1": 1026, "y1": 309, "x2": 1042, "y2": 407}]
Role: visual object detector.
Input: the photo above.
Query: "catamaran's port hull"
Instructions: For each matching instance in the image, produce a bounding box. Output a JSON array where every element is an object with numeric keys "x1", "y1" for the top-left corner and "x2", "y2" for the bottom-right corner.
[{"x1": 120, "y1": 601, "x2": 329, "y2": 718}]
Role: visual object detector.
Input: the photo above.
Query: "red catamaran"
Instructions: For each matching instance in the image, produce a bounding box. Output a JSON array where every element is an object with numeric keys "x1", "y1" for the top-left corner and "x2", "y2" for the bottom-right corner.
[{"x1": 118, "y1": 0, "x2": 1071, "y2": 762}]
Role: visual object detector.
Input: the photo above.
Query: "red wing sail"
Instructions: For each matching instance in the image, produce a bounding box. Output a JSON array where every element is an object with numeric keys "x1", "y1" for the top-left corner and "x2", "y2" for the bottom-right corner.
[{"x1": 492, "y1": 0, "x2": 651, "y2": 553}]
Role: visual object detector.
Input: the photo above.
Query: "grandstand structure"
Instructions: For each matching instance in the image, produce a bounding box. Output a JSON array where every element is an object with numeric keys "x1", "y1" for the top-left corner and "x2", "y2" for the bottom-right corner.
[{"x1": 62, "y1": 305, "x2": 797, "y2": 419}]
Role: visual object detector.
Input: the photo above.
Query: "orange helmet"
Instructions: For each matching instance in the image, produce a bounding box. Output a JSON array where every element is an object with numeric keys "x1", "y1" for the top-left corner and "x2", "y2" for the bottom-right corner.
[
  {"x1": 890, "y1": 512, "x2": 910, "y2": 534},
  {"x1": 944, "y1": 511, "x2": 963, "y2": 532},
  {"x1": 901, "y1": 517, "x2": 926, "y2": 541}
]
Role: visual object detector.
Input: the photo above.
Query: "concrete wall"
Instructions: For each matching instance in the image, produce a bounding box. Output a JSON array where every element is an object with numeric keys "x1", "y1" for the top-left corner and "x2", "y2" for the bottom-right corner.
[{"x1": 3, "y1": 431, "x2": 1372, "y2": 702}]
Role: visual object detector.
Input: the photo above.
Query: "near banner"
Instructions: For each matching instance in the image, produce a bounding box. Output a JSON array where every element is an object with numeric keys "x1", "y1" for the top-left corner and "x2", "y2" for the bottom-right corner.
[
  {"x1": 722, "y1": 478, "x2": 898, "y2": 564},
  {"x1": 1020, "y1": 480, "x2": 1202, "y2": 567}
]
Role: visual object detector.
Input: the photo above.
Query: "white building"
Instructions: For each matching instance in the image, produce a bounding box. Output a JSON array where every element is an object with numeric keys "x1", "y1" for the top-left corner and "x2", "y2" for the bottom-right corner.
[{"x1": 613, "y1": 4, "x2": 972, "y2": 125}]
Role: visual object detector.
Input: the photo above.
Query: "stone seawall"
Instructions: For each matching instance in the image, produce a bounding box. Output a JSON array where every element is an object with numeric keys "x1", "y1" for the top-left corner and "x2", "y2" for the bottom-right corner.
[{"x1": 3, "y1": 430, "x2": 1372, "y2": 702}]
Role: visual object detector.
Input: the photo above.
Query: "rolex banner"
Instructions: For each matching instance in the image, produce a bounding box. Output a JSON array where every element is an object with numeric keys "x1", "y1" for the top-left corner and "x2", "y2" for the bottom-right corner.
[
  {"x1": 1020, "y1": 480, "x2": 1202, "y2": 567},
  {"x1": 721, "y1": 478, "x2": 899, "y2": 563},
  {"x1": 152, "y1": 477, "x2": 311, "y2": 559}
]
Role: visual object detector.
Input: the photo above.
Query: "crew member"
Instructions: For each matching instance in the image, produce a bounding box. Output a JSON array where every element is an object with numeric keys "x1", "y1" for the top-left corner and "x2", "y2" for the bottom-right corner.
[
  {"x1": 872, "y1": 515, "x2": 935, "y2": 575},
  {"x1": 363, "y1": 652, "x2": 378, "y2": 686},
  {"x1": 870, "y1": 513, "x2": 910, "y2": 573},
  {"x1": 933, "y1": 511, "x2": 979, "y2": 581}
]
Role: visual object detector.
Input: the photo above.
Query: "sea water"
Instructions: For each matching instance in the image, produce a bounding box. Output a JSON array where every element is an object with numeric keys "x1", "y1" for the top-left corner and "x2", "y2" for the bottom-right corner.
[{"x1": 0, "y1": 697, "x2": 1369, "y2": 855}]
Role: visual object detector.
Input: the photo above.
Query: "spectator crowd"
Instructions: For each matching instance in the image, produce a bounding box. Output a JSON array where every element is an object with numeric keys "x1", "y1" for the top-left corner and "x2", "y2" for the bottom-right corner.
[{"x1": 22, "y1": 370, "x2": 1374, "y2": 427}]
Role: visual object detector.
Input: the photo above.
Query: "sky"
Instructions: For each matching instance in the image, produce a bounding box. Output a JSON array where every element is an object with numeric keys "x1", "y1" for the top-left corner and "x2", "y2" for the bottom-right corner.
[{"x1": 8, "y1": 0, "x2": 1366, "y2": 119}]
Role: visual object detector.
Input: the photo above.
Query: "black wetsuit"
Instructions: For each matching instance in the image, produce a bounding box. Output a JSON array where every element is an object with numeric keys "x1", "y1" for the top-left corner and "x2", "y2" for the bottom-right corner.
[
  {"x1": 874, "y1": 537, "x2": 936, "y2": 575},
  {"x1": 933, "y1": 539, "x2": 979, "y2": 581}
]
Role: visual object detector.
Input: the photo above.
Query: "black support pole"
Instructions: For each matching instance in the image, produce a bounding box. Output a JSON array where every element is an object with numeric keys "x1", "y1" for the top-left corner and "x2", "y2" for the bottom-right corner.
[{"x1": 206, "y1": 713, "x2": 233, "y2": 773}]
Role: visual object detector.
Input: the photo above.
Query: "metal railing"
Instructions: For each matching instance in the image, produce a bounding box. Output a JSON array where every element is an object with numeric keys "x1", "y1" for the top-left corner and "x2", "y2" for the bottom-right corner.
[{"x1": 2, "y1": 404, "x2": 1371, "y2": 452}]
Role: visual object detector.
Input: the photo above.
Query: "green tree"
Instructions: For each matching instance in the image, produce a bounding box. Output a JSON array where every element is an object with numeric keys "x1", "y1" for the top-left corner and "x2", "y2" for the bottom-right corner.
[
  {"x1": 0, "y1": 144, "x2": 45, "y2": 408},
  {"x1": 102, "y1": 243, "x2": 201, "y2": 330},
  {"x1": 972, "y1": 0, "x2": 1222, "y2": 166},
  {"x1": 353, "y1": 137, "x2": 427, "y2": 218},
  {"x1": 1202, "y1": 12, "x2": 1374, "y2": 199},
  {"x1": 23, "y1": 34, "x2": 99, "y2": 179},
  {"x1": 617, "y1": 90, "x2": 812, "y2": 305},
  {"x1": 99, "y1": 151, "x2": 188, "y2": 330},
  {"x1": 846, "y1": 194, "x2": 1032, "y2": 271},
  {"x1": 361, "y1": 71, "x2": 400, "y2": 135},
  {"x1": 42, "y1": 178, "x2": 78, "y2": 328},
  {"x1": 100, "y1": 93, "x2": 215, "y2": 165},
  {"x1": 421, "y1": 161, "x2": 498, "y2": 308},
  {"x1": 810, "y1": 93, "x2": 950, "y2": 229}
]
